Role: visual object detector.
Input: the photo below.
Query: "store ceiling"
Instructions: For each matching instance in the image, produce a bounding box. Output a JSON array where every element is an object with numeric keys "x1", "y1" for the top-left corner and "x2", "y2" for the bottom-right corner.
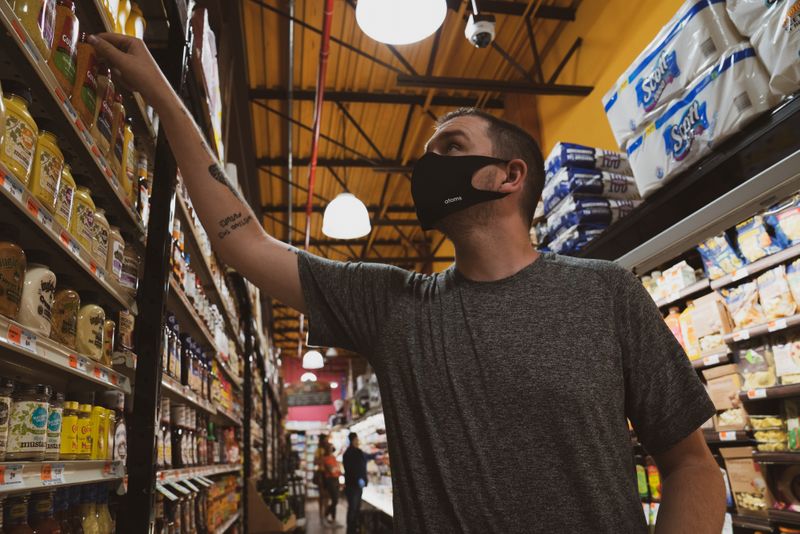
[{"x1": 242, "y1": 0, "x2": 582, "y2": 352}]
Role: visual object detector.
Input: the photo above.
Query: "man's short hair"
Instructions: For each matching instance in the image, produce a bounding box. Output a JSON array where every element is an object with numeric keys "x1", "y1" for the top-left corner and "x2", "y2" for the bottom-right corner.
[
  {"x1": 435, "y1": 108, "x2": 545, "y2": 225},
  {"x1": 348, "y1": 432, "x2": 358, "y2": 443}
]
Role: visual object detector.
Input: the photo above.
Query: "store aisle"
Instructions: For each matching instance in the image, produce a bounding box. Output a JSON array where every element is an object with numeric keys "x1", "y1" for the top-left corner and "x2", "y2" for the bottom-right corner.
[{"x1": 304, "y1": 498, "x2": 349, "y2": 533}]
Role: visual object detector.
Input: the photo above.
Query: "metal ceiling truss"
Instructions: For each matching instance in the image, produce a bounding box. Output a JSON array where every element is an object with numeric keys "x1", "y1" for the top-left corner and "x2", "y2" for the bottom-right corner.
[
  {"x1": 258, "y1": 157, "x2": 414, "y2": 171},
  {"x1": 249, "y1": 88, "x2": 504, "y2": 109}
]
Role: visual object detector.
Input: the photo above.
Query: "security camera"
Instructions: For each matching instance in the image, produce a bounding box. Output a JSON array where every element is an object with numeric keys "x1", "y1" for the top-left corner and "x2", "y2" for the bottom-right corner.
[{"x1": 465, "y1": 13, "x2": 496, "y2": 48}]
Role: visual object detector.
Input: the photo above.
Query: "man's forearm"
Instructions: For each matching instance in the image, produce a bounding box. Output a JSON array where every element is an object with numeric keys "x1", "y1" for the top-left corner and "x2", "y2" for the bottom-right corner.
[{"x1": 655, "y1": 464, "x2": 725, "y2": 533}]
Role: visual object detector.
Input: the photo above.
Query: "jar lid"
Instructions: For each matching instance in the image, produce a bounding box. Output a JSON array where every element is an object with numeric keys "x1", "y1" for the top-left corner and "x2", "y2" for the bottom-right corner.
[
  {"x1": 16, "y1": 383, "x2": 52, "y2": 396},
  {"x1": 76, "y1": 185, "x2": 92, "y2": 194},
  {"x1": 64, "y1": 400, "x2": 78, "y2": 409},
  {"x1": 78, "y1": 403, "x2": 92, "y2": 412},
  {"x1": 1, "y1": 80, "x2": 32, "y2": 106}
]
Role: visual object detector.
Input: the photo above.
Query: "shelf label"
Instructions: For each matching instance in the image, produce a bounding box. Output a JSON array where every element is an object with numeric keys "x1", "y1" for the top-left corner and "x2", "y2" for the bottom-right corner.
[
  {"x1": 95, "y1": 266, "x2": 106, "y2": 282},
  {"x1": 155, "y1": 483, "x2": 179, "y2": 501},
  {"x1": 732, "y1": 268, "x2": 750, "y2": 282},
  {"x1": 768, "y1": 319, "x2": 789, "y2": 332},
  {"x1": 26, "y1": 197, "x2": 38, "y2": 217},
  {"x1": 63, "y1": 100, "x2": 79, "y2": 122},
  {"x1": 0, "y1": 464, "x2": 23, "y2": 486},
  {"x1": 54, "y1": 87, "x2": 67, "y2": 102},
  {"x1": 102, "y1": 461, "x2": 122, "y2": 477},
  {"x1": 703, "y1": 355, "x2": 722, "y2": 367},
  {"x1": 41, "y1": 463, "x2": 65, "y2": 485},
  {"x1": 59, "y1": 230, "x2": 80, "y2": 256},
  {"x1": 2, "y1": 173, "x2": 24, "y2": 202},
  {"x1": 93, "y1": 366, "x2": 109, "y2": 382},
  {"x1": 747, "y1": 388, "x2": 767, "y2": 400},
  {"x1": 110, "y1": 373, "x2": 119, "y2": 386},
  {"x1": 7, "y1": 324, "x2": 37, "y2": 353},
  {"x1": 168, "y1": 481, "x2": 191, "y2": 495},
  {"x1": 733, "y1": 330, "x2": 751, "y2": 342},
  {"x1": 68, "y1": 354, "x2": 89, "y2": 373}
]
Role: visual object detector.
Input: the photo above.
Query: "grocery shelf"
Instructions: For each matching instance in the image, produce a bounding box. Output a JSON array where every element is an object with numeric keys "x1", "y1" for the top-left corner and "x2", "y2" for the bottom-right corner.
[
  {"x1": 655, "y1": 278, "x2": 711, "y2": 308},
  {"x1": 740, "y1": 383, "x2": 800, "y2": 403},
  {"x1": 0, "y1": 3, "x2": 146, "y2": 240},
  {"x1": 732, "y1": 514, "x2": 773, "y2": 530},
  {"x1": 690, "y1": 349, "x2": 731, "y2": 370},
  {"x1": 156, "y1": 463, "x2": 241, "y2": 483},
  {"x1": 0, "y1": 460, "x2": 124, "y2": 495},
  {"x1": 769, "y1": 509, "x2": 800, "y2": 527},
  {"x1": 753, "y1": 452, "x2": 800, "y2": 464},
  {"x1": 215, "y1": 405, "x2": 243, "y2": 427},
  {"x1": 213, "y1": 511, "x2": 241, "y2": 534},
  {"x1": 161, "y1": 372, "x2": 217, "y2": 416},
  {"x1": 703, "y1": 429, "x2": 752, "y2": 444},
  {"x1": 724, "y1": 313, "x2": 800, "y2": 345},
  {"x1": 710, "y1": 243, "x2": 800, "y2": 290},
  {"x1": 0, "y1": 314, "x2": 131, "y2": 393},
  {"x1": 0, "y1": 167, "x2": 137, "y2": 312},
  {"x1": 169, "y1": 277, "x2": 220, "y2": 352}
]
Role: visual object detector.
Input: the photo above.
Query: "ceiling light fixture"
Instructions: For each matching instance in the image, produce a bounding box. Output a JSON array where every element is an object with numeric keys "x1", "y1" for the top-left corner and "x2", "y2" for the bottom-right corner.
[
  {"x1": 322, "y1": 193, "x2": 371, "y2": 239},
  {"x1": 326, "y1": 347, "x2": 339, "y2": 358},
  {"x1": 300, "y1": 372, "x2": 317, "y2": 382},
  {"x1": 302, "y1": 350, "x2": 324, "y2": 370},
  {"x1": 355, "y1": 0, "x2": 447, "y2": 45},
  {"x1": 330, "y1": 382, "x2": 339, "y2": 389}
]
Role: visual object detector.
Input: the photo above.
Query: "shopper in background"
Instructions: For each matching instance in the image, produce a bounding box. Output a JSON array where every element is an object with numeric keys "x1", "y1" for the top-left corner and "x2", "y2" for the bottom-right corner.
[
  {"x1": 92, "y1": 32, "x2": 726, "y2": 533},
  {"x1": 314, "y1": 434, "x2": 330, "y2": 525},
  {"x1": 321, "y1": 442, "x2": 342, "y2": 528},
  {"x1": 343, "y1": 432, "x2": 380, "y2": 534}
]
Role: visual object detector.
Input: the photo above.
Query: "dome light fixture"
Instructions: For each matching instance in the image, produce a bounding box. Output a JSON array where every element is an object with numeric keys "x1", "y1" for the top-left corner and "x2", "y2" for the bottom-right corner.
[
  {"x1": 355, "y1": 0, "x2": 447, "y2": 45},
  {"x1": 326, "y1": 347, "x2": 339, "y2": 358},
  {"x1": 302, "y1": 350, "x2": 324, "y2": 370},
  {"x1": 300, "y1": 372, "x2": 317, "y2": 382},
  {"x1": 330, "y1": 382, "x2": 339, "y2": 389},
  {"x1": 322, "y1": 193, "x2": 371, "y2": 239}
]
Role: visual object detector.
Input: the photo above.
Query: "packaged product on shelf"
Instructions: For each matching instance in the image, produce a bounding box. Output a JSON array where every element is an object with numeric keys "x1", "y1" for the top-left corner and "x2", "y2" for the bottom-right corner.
[
  {"x1": 665, "y1": 306, "x2": 685, "y2": 347},
  {"x1": 736, "y1": 215, "x2": 786, "y2": 263},
  {"x1": 120, "y1": 244, "x2": 139, "y2": 294},
  {"x1": 80, "y1": 484, "x2": 98, "y2": 531},
  {"x1": 721, "y1": 281, "x2": 766, "y2": 329},
  {"x1": 14, "y1": 0, "x2": 57, "y2": 60},
  {"x1": 545, "y1": 196, "x2": 641, "y2": 240},
  {"x1": 109, "y1": 93, "x2": 126, "y2": 179},
  {"x1": 76, "y1": 301, "x2": 105, "y2": 361},
  {"x1": 103, "y1": 390, "x2": 126, "y2": 463},
  {"x1": 45, "y1": 391, "x2": 63, "y2": 460},
  {"x1": 116, "y1": 309, "x2": 134, "y2": 351},
  {"x1": 91, "y1": 66, "x2": 115, "y2": 155},
  {"x1": 121, "y1": 118, "x2": 136, "y2": 200},
  {"x1": 48, "y1": 0, "x2": 79, "y2": 94},
  {"x1": 70, "y1": 185, "x2": 96, "y2": 251},
  {"x1": 107, "y1": 225, "x2": 124, "y2": 281},
  {"x1": 0, "y1": 80, "x2": 5, "y2": 147},
  {"x1": 771, "y1": 335, "x2": 800, "y2": 384},
  {"x1": 17, "y1": 260, "x2": 56, "y2": 336},
  {"x1": 788, "y1": 259, "x2": 800, "y2": 303},
  {"x1": 59, "y1": 399, "x2": 78, "y2": 459},
  {"x1": 70, "y1": 33, "x2": 98, "y2": 128},
  {"x1": 29, "y1": 490, "x2": 61, "y2": 532},
  {"x1": 786, "y1": 399, "x2": 800, "y2": 450},
  {"x1": 102, "y1": 318, "x2": 115, "y2": 365},
  {"x1": 661, "y1": 261, "x2": 699, "y2": 295},
  {"x1": 737, "y1": 343, "x2": 776, "y2": 389},
  {"x1": 544, "y1": 142, "x2": 631, "y2": 183},
  {"x1": 679, "y1": 302, "x2": 700, "y2": 360},
  {"x1": 756, "y1": 265, "x2": 797, "y2": 320},
  {"x1": 541, "y1": 167, "x2": 640, "y2": 215},
  {"x1": 4, "y1": 493, "x2": 33, "y2": 531},
  {"x1": 716, "y1": 407, "x2": 748, "y2": 431},
  {"x1": 92, "y1": 208, "x2": 110, "y2": 265},
  {"x1": 755, "y1": 428, "x2": 787, "y2": 451},
  {"x1": 54, "y1": 163, "x2": 76, "y2": 229},
  {"x1": 76, "y1": 401, "x2": 92, "y2": 459},
  {"x1": 693, "y1": 291, "x2": 734, "y2": 349},
  {"x1": 726, "y1": 0, "x2": 800, "y2": 95},
  {"x1": 602, "y1": 0, "x2": 743, "y2": 148},
  {"x1": 50, "y1": 286, "x2": 79, "y2": 348},
  {"x1": 6, "y1": 383, "x2": 51, "y2": 461},
  {"x1": 766, "y1": 196, "x2": 800, "y2": 246},
  {"x1": 126, "y1": 2, "x2": 146, "y2": 39},
  {"x1": 29, "y1": 121, "x2": 64, "y2": 214},
  {"x1": 697, "y1": 233, "x2": 747, "y2": 279},
  {"x1": 0, "y1": 376, "x2": 13, "y2": 461},
  {"x1": 90, "y1": 404, "x2": 107, "y2": 459},
  {"x1": 626, "y1": 45, "x2": 777, "y2": 198},
  {"x1": 0, "y1": 81, "x2": 37, "y2": 185},
  {"x1": 703, "y1": 363, "x2": 742, "y2": 410},
  {"x1": 721, "y1": 446, "x2": 772, "y2": 515},
  {"x1": 117, "y1": 0, "x2": 132, "y2": 33},
  {"x1": 0, "y1": 227, "x2": 26, "y2": 320},
  {"x1": 133, "y1": 147, "x2": 148, "y2": 209}
]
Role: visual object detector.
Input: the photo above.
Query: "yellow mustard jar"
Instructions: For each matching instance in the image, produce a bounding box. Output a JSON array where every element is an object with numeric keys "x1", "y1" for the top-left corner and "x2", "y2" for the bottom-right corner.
[
  {"x1": 70, "y1": 186, "x2": 95, "y2": 251},
  {"x1": 0, "y1": 81, "x2": 38, "y2": 185},
  {"x1": 76, "y1": 402, "x2": 92, "y2": 459},
  {"x1": 59, "y1": 400, "x2": 79, "y2": 459},
  {"x1": 29, "y1": 123, "x2": 64, "y2": 214},
  {"x1": 120, "y1": 118, "x2": 135, "y2": 203},
  {"x1": 91, "y1": 208, "x2": 110, "y2": 265},
  {"x1": 54, "y1": 163, "x2": 75, "y2": 229},
  {"x1": 125, "y1": 2, "x2": 146, "y2": 39},
  {"x1": 14, "y1": 0, "x2": 57, "y2": 61},
  {"x1": 0, "y1": 80, "x2": 6, "y2": 148}
]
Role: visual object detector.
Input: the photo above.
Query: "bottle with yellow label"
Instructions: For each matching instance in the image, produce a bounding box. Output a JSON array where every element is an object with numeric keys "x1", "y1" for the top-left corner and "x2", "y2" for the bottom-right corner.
[
  {"x1": 14, "y1": 0, "x2": 57, "y2": 61},
  {"x1": 70, "y1": 186, "x2": 96, "y2": 251},
  {"x1": 116, "y1": 0, "x2": 131, "y2": 34},
  {"x1": 0, "y1": 81, "x2": 38, "y2": 185},
  {"x1": 92, "y1": 208, "x2": 110, "y2": 265},
  {"x1": 120, "y1": 118, "x2": 135, "y2": 203},
  {"x1": 107, "y1": 226, "x2": 124, "y2": 282},
  {"x1": 59, "y1": 400, "x2": 79, "y2": 459},
  {"x1": 126, "y1": 2, "x2": 146, "y2": 39},
  {"x1": 30, "y1": 122, "x2": 64, "y2": 214},
  {"x1": 0, "y1": 80, "x2": 6, "y2": 148},
  {"x1": 90, "y1": 405, "x2": 106, "y2": 459},
  {"x1": 77, "y1": 403, "x2": 92, "y2": 459},
  {"x1": 54, "y1": 163, "x2": 76, "y2": 229}
]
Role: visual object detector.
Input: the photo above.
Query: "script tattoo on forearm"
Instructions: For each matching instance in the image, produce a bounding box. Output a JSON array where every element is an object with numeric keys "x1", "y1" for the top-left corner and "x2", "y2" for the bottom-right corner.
[
  {"x1": 217, "y1": 211, "x2": 253, "y2": 240},
  {"x1": 208, "y1": 162, "x2": 244, "y2": 201}
]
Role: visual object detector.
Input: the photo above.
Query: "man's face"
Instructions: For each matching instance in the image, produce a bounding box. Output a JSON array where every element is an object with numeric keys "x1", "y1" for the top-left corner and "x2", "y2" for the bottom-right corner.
[{"x1": 351, "y1": 436, "x2": 360, "y2": 448}]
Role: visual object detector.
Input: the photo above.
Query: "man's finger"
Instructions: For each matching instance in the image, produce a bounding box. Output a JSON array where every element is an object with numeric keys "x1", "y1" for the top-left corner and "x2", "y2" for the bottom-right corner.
[
  {"x1": 94, "y1": 32, "x2": 136, "y2": 51},
  {"x1": 89, "y1": 35, "x2": 127, "y2": 64}
]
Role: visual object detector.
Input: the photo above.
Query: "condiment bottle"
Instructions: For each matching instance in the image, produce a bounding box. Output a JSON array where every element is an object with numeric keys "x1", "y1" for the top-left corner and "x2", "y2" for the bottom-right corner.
[
  {"x1": 92, "y1": 208, "x2": 110, "y2": 265},
  {"x1": 3, "y1": 493, "x2": 34, "y2": 533},
  {"x1": 14, "y1": 0, "x2": 57, "y2": 60},
  {"x1": 76, "y1": 402, "x2": 92, "y2": 459},
  {"x1": 79, "y1": 484, "x2": 99, "y2": 534},
  {"x1": 0, "y1": 81, "x2": 38, "y2": 185},
  {"x1": 77, "y1": 302, "x2": 105, "y2": 361},
  {"x1": 29, "y1": 491, "x2": 62, "y2": 533},
  {"x1": 106, "y1": 0, "x2": 120, "y2": 30},
  {"x1": 0, "y1": 376, "x2": 14, "y2": 461},
  {"x1": 102, "y1": 390, "x2": 126, "y2": 463},
  {"x1": 101, "y1": 319, "x2": 115, "y2": 366},
  {"x1": 54, "y1": 163, "x2": 76, "y2": 229},
  {"x1": 126, "y1": 2, "x2": 146, "y2": 39},
  {"x1": 646, "y1": 456, "x2": 662, "y2": 502},
  {"x1": 0, "y1": 225, "x2": 26, "y2": 319},
  {"x1": 6, "y1": 384, "x2": 51, "y2": 461},
  {"x1": 45, "y1": 391, "x2": 64, "y2": 460},
  {"x1": 0, "y1": 80, "x2": 6, "y2": 147},
  {"x1": 51, "y1": 285, "x2": 80, "y2": 349},
  {"x1": 70, "y1": 185, "x2": 96, "y2": 251},
  {"x1": 137, "y1": 169, "x2": 150, "y2": 226},
  {"x1": 109, "y1": 93, "x2": 125, "y2": 179},
  {"x1": 120, "y1": 118, "x2": 136, "y2": 204},
  {"x1": 70, "y1": 33, "x2": 99, "y2": 128},
  {"x1": 30, "y1": 120, "x2": 64, "y2": 214},
  {"x1": 91, "y1": 65, "x2": 114, "y2": 154},
  {"x1": 90, "y1": 405, "x2": 106, "y2": 459},
  {"x1": 17, "y1": 259, "x2": 57, "y2": 336},
  {"x1": 133, "y1": 148, "x2": 147, "y2": 210},
  {"x1": 59, "y1": 400, "x2": 79, "y2": 459},
  {"x1": 120, "y1": 245, "x2": 139, "y2": 294},
  {"x1": 116, "y1": 0, "x2": 131, "y2": 34},
  {"x1": 106, "y1": 226, "x2": 124, "y2": 282},
  {"x1": 48, "y1": 0, "x2": 80, "y2": 94}
]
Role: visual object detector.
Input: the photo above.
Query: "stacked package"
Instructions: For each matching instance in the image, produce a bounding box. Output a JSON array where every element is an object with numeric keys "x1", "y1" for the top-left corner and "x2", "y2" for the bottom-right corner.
[{"x1": 537, "y1": 142, "x2": 642, "y2": 255}]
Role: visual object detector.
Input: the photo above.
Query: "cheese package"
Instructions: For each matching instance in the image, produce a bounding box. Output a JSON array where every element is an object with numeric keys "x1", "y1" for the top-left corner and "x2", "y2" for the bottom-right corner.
[
  {"x1": 626, "y1": 45, "x2": 776, "y2": 198},
  {"x1": 697, "y1": 233, "x2": 747, "y2": 279},
  {"x1": 722, "y1": 282, "x2": 767, "y2": 330},
  {"x1": 542, "y1": 167, "x2": 640, "y2": 216},
  {"x1": 771, "y1": 335, "x2": 800, "y2": 385},
  {"x1": 603, "y1": 0, "x2": 743, "y2": 148},
  {"x1": 737, "y1": 343, "x2": 777, "y2": 389},
  {"x1": 693, "y1": 291, "x2": 735, "y2": 338},
  {"x1": 661, "y1": 261, "x2": 698, "y2": 295},
  {"x1": 735, "y1": 215, "x2": 786, "y2": 263},
  {"x1": 544, "y1": 142, "x2": 631, "y2": 183},
  {"x1": 703, "y1": 363, "x2": 743, "y2": 410},
  {"x1": 755, "y1": 265, "x2": 796, "y2": 320},
  {"x1": 766, "y1": 196, "x2": 800, "y2": 246},
  {"x1": 787, "y1": 259, "x2": 800, "y2": 304}
]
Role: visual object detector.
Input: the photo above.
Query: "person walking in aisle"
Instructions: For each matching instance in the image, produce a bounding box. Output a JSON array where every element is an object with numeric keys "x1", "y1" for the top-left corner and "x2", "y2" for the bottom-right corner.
[
  {"x1": 321, "y1": 443, "x2": 342, "y2": 528},
  {"x1": 315, "y1": 434, "x2": 331, "y2": 525},
  {"x1": 342, "y1": 432, "x2": 380, "y2": 534},
  {"x1": 91, "y1": 32, "x2": 727, "y2": 533}
]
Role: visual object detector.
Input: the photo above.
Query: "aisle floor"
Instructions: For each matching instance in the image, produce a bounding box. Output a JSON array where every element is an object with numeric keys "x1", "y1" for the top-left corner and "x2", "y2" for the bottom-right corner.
[{"x1": 303, "y1": 498, "x2": 348, "y2": 534}]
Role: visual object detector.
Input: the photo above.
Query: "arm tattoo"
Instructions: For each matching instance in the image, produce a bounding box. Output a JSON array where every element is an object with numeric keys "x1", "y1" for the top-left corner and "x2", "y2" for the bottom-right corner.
[
  {"x1": 217, "y1": 211, "x2": 253, "y2": 240},
  {"x1": 208, "y1": 162, "x2": 244, "y2": 201}
]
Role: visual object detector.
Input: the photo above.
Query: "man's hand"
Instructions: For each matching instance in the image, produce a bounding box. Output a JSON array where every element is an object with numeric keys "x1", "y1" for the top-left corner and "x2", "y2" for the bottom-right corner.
[{"x1": 89, "y1": 33, "x2": 170, "y2": 105}]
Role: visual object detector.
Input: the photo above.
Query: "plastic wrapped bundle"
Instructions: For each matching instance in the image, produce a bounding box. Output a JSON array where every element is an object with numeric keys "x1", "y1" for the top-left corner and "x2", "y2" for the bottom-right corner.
[
  {"x1": 544, "y1": 196, "x2": 642, "y2": 241},
  {"x1": 542, "y1": 167, "x2": 640, "y2": 216},
  {"x1": 546, "y1": 224, "x2": 609, "y2": 255},
  {"x1": 544, "y1": 142, "x2": 631, "y2": 183}
]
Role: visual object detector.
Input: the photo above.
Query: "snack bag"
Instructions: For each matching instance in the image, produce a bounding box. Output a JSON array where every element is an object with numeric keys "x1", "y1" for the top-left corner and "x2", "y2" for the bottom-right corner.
[
  {"x1": 680, "y1": 302, "x2": 701, "y2": 360},
  {"x1": 787, "y1": 259, "x2": 800, "y2": 304},
  {"x1": 737, "y1": 343, "x2": 776, "y2": 389},
  {"x1": 765, "y1": 196, "x2": 800, "y2": 246},
  {"x1": 722, "y1": 282, "x2": 766, "y2": 329},
  {"x1": 735, "y1": 215, "x2": 786, "y2": 263},
  {"x1": 697, "y1": 234, "x2": 747, "y2": 279},
  {"x1": 771, "y1": 335, "x2": 800, "y2": 385},
  {"x1": 756, "y1": 265, "x2": 797, "y2": 320}
]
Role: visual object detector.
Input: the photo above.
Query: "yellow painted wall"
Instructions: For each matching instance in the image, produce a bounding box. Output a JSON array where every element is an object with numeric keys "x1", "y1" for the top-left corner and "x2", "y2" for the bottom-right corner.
[{"x1": 535, "y1": 0, "x2": 686, "y2": 154}]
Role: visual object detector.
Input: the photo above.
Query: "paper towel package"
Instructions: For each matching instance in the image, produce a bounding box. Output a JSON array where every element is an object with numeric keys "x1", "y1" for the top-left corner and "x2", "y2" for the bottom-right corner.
[
  {"x1": 727, "y1": 0, "x2": 800, "y2": 95},
  {"x1": 627, "y1": 45, "x2": 776, "y2": 198},
  {"x1": 603, "y1": 0, "x2": 742, "y2": 148},
  {"x1": 542, "y1": 167, "x2": 640, "y2": 216},
  {"x1": 544, "y1": 142, "x2": 632, "y2": 183}
]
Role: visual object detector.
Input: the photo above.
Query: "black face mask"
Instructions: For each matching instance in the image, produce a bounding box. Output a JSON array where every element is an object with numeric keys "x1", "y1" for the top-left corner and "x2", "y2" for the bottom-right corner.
[{"x1": 410, "y1": 153, "x2": 510, "y2": 230}]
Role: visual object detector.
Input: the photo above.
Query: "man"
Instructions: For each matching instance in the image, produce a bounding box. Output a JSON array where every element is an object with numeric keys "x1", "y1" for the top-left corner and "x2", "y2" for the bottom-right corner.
[
  {"x1": 342, "y1": 432, "x2": 380, "y2": 534},
  {"x1": 90, "y1": 32, "x2": 726, "y2": 533}
]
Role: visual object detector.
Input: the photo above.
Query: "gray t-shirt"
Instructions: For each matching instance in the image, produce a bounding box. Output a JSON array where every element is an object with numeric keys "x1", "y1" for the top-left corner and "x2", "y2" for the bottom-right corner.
[{"x1": 298, "y1": 251, "x2": 715, "y2": 533}]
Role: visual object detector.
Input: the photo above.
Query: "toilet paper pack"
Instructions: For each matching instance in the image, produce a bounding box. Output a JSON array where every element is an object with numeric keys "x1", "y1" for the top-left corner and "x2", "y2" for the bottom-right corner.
[
  {"x1": 542, "y1": 167, "x2": 640, "y2": 216},
  {"x1": 627, "y1": 45, "x2": 776, "y2": 198},
  {"x1": 544, "y1": 196, "x2": 642, "y2": 241},
  {"x1": 727, "y1": 0, "x2": 800, "y2": 95},
  {"x1": 603, "y1": 0, "x2": 743, "y2": 148},
  {"x1": 544, "y1": 142, "x2": 631, "y2": 184}
]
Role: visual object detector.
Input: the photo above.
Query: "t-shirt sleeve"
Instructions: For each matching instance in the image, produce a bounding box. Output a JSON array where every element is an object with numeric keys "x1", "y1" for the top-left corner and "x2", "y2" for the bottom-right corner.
[
  {"x1": 613, "y1": 268, "x2": 716, "y2": 455},
  {"x1": 297, "y1": 250, "x2": 410, "y2": 355}
]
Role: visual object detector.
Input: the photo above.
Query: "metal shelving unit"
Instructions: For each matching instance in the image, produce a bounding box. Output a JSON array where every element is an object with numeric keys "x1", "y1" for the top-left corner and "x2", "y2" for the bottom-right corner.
[{"x1": 0, "y1": 460, "x2": 124, "y2": 495}]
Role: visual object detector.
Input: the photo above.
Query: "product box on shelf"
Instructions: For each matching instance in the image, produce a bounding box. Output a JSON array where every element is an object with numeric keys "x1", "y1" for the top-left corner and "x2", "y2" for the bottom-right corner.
[
  {"x1": 603, "y1": 0, "x2": 743, "y2": 148},
  {"x1": 627, "y1": 44, "x2": 777, "y2": 198},
  {"x1": 720, "y1": 446, "x2": 773, "y2": 516},
  {"x1": 693, "y1": 291, "x2": 735, "y2": 338},
  {"x1": 703, "y1": 363, "x2": 743, "y2": 410},
  {"x1": 661, "y1": 261, "x2": 698, "y2": 295}
]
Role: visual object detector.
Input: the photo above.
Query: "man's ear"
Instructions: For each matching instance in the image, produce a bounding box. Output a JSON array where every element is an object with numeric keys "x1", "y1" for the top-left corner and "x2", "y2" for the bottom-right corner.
[{"x1": 499, "y1": 159, "x2": 527, "y2": 193}]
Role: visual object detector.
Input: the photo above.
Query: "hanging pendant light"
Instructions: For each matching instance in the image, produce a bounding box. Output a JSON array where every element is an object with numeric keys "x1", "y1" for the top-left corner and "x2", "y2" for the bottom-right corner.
[
  {"x1": 356, "y1": 0, "x2": 447, "y2": 45},
  {"x1": 322, "y1": 193, "x2": 372, "y2": 239},
  {"x1": 302, "y1": 350, "x2": 325, "y2": 369},
  {"x1": 300, "y1": 372, "x2": 318, "y2": 382},
  {"x1": 326, "y1": 347, "x2": 339, "y2": 358}
]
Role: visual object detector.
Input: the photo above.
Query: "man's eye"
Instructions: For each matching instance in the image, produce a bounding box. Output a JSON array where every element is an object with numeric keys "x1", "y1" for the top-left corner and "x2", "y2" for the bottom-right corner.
[{"x1": 446, "y1": 143, "x2": 460, "y2": 152}]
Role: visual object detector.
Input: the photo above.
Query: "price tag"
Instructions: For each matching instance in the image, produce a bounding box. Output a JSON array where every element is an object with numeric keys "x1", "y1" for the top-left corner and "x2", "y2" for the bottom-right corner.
[
  {"x1": 26, "y1": 197, "x2": 39, "y2": 217},
  {"x1": 93, "y1": 366, "x2": 109, "y2": 382},
  {"x1": 110, "y1": 373, "x2": 119, "y2": 386},
  {"x1": 68, "y1": 354, "x2": 89, "y2": 373},
  {"x1": 63, "y1": 100, "x2": 79, "y2": 122},
  {"x1": 768, "y1": 319, "x2": 789, "y2": 332},
  {"x1": 54, "y1": 87, "x2": 67, "y2": 102},
  {"x1": 0, "y1": 464, "x2": 23, "y2": 486},
  {"x1": 703, "y1": 354, "x2": 721, "y2": 367},
  {"x1": 102, "y1": 462, "x2": 122, "y2": 477},
  {"x1": 90, "y1": 144, "x2": 101, "y2": 158},
  {"x1": 7, "y1": 323, "x2": 37, "y2": 353},
  {"x1": 75, "y1": 118, "x2": 86, "y2": 133},
  {"x1": 2, "y1": 174, "x2": 24, "y2": 202},
  {"x1": 747, "y1": 388, "x2": 767, "y2": 400},
  {"x1": 37, "y1": 208, "x2": 53, "y2": 232},
  {"x1": 732, "y1": 268, "x2": 750, "y2": 282},
  {"x1": 89, "y1": 261, "x2": 97, "y2": 275},
  {"x1": 95, "y1": 266, "x2": 106, "y2": 282},
  {"x1": 733, "y1": 330, "x2": 751, "y2": 342},
  {"x1": 41, "y1": 463, "x2": 65, "y2": 485}
]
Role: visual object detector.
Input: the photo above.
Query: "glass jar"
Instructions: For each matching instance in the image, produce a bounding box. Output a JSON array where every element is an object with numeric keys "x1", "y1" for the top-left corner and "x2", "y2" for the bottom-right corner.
[
  {"x1": 120, "y1": 245, "x2": 139, "y2": 294},
  {"x1": 14, "y1": 0, "x2": 57, "y2": 61},
  {"x1": 70, "y1": 32, "x2": 98, "y2": 128},
  {"x1": 3, "y1": 493, "x2": 34, "y2": 533},
  {"x1": 91, "y1": 66, "x2": 114, "y2": 155},
  {"x1": 59, "y1": 400, "x2": 79, "y2": 460},
  {"x1": 6, "y1": 384, "x2": 51, "y2": 461},
  {"x1": 70, "y1": 186, "x2": 95, "y2": 251},
  {"x1": 0, "y1": 230, "x2": 26, "y2": 320},
  {"x1": 121, "y1": 118, "x2": 135, "y2": 203},
  {"x1": 101, "y1": 318, "x2": 115, "y2": 366},
  {"x1": 17, "y1": 262, "x2": 57, "y2": 336},
  {"x1": 77, "y1": 303, "x2": 105, "y2": 361},
  {"x1": 76, "y1": 403, "x2": 92, "y2": 460},
  {"x1": 107, "y1": 226, "x2": 124, "y2": 282},
  {"x1": 54, "y1": 163, "x2": 76, "y2": 229},
  {"x1": 48, "y1": 0, "x2": 79, "y2": 94},
  {"x1": 90, "y1": 405, "x2": 106, "y2": 460},
  {"x1": 0, "y1": 376, "x2": 14, "y2": 461},
  {"x1": 0, "y1": 81, "x2": 37, "y2": 185},
  {"x1": 30, "y1": 125, "x2": 64, "y2": 214},
  {"x1": 29, "y1": 491, "x2": 61, "y2": 533},
  {"x1": 50, "y1": 287, "x2": 79, "y2": 349},
  {"x1": 45, "y1": 391, "x2": 64, "y2": 460},
  {"x1": 109, "y1": 93, "x2": 125, "y2": 180},
  {"x1": 92, "y1": 208, "x2": 110, "y2": 265},
  {"x1": 133, "y1": 148, "x2": 147, "y2": 210}
]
